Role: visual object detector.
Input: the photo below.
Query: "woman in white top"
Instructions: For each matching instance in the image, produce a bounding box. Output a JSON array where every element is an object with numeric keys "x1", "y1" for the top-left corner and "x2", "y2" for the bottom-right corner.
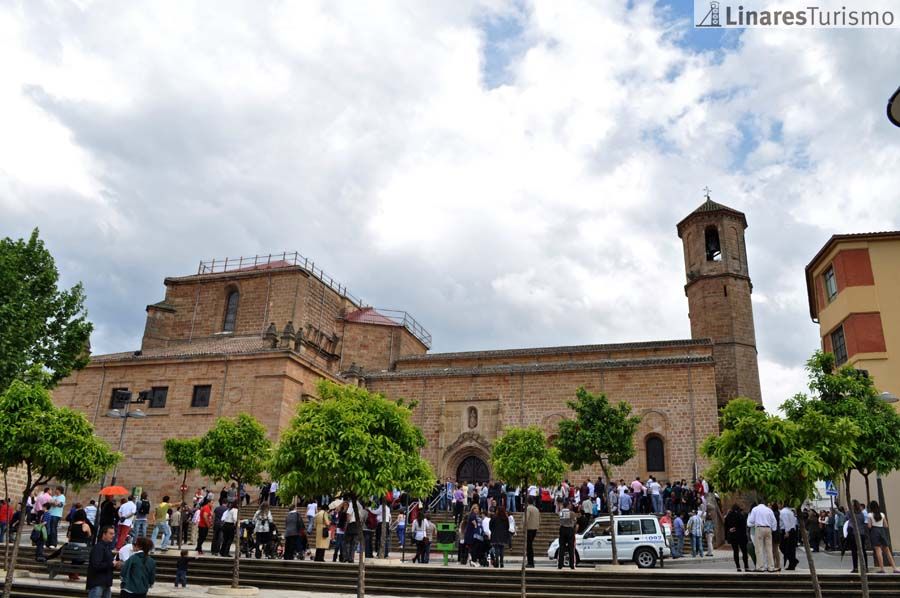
[
  {"x1": 866, "y1": 500, "x2": 899, "y2": 573},
  {"x1": 219, "y1": 502, "x2": 239, "y2": 557},
  {"x1": 252, "y1": 503, "x2": 274, "y2": 559}
]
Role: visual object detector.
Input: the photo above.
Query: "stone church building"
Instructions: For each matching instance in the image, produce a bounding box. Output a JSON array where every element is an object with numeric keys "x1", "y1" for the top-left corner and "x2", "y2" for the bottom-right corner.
[{"x1": 52, "y1": 199, "x2": 762, "y2": 499}]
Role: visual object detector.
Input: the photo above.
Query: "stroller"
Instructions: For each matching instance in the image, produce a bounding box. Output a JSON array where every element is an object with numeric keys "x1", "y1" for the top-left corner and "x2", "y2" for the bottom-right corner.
[{"x1": 239, "y1": 519, "x2": 256, "y2": 558}]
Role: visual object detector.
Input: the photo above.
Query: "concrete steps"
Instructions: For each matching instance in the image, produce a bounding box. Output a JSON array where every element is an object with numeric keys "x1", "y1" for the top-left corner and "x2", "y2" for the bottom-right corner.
[{"x1": 11, "y1": 552, "x2": 900, "y2": 598}]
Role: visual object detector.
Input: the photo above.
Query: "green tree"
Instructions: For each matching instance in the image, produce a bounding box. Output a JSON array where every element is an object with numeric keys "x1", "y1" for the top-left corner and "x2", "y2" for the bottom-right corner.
[
  {"x1": 0, "y1": 229, "x2": 93, "y2": 393},
  {"x1": 270, "y1": 380, "x2": 434, "y2": 598},
  {"x1": 492, "y1": 426, "x2": 564, "y2": 598},
  {"x1": 554, "y1": 387, "x2": 641, "y2": 565},
  {"x1": 781, "y1": 351, "x2": 900, "y2": 598},
  {"x1": 0, "y1": 368, "x2": 120, "y2": 598},
  {"x1": 702, "y1": 398, "x2": 858, "y2": 598},
  {"x1": 163, "y1": 437, "x2": 200, "y2": 549},
  {"x1": 196, "y1": 414, "x2": 271, "y2": 589}
]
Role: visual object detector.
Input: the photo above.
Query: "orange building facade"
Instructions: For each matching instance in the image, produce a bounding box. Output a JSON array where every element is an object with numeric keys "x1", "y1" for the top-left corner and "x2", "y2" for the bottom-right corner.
[{"x1": 806, "y1": 231, "x2": 900, "y2": 543}]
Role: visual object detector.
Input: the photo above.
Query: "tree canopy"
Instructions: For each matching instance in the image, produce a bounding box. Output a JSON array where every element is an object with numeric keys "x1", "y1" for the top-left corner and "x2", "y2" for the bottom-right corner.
[
  {"x1": 195, "y1": 413, "x2": 270, "y2": 589},
  {"x1": 555, "y1": 386, "x2": 641, "y2": 565},
  {"x1": 555, "y1": 387, "x2": 641, "y2": 471},
  {"x1": 782, "y1": 351, "x2": 900, "y2": 483},
  {"x1": 164, "y1": 437, "x2": 200, "y2": 479},
  {"x1": 492, "y1": 426, "x2": 564, "y2": 491},
  {"x1": 492, "y1": 426, "x2": 564, "y2": 598},
  {"x1": 0, "y1": 368, "x2": 119, "y2": 598},
  {"x1": 197, "y1": 414, "x2": 271, "y2": 488},
  {"x1": 270, "y1": 380, "x2": 434, "y2": 598},
  {"x1": 0, "y1": 229, "x2": 93, "y2": 392},
  {"x1": 270, "y1": 380, "x2": 435, "y2": 502},
  {"x1": 702, "y1": 396, "x2": 858, "y2": 598}
]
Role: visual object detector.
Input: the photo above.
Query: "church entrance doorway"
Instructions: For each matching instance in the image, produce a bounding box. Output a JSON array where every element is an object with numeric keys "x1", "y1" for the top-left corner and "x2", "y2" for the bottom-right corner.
[{"x1": 456, "y1": 455, "x2": 490, "y2": 484}]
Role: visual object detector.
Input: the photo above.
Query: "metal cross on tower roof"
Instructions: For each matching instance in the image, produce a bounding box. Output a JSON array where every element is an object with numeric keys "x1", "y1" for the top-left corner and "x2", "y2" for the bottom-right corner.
[{"x1": 703, "y1": 186, "x2": 712, "y2": 200}]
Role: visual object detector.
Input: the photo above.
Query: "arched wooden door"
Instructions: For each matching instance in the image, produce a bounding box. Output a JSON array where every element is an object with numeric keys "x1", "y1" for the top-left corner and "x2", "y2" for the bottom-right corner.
[{"x1": 456, "y1": 456, "x2": 490, "y2": 484}]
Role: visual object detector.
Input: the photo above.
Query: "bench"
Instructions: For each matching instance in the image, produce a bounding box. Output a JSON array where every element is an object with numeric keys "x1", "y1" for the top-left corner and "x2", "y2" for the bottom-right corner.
[{"x1": 46, "y1": 542, "x2": 89, "y2": 579}]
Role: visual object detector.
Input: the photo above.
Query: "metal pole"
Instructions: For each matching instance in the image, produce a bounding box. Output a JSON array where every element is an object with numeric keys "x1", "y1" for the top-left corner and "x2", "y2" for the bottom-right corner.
[{"x1": 109, "y1": 401, "x2": 132, "y2": 486}]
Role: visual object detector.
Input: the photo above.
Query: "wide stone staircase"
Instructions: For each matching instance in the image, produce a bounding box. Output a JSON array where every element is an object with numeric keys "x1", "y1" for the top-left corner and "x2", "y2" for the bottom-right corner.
[{"x1": 9, "y1": 552, "x2": 900, "y2": 598}]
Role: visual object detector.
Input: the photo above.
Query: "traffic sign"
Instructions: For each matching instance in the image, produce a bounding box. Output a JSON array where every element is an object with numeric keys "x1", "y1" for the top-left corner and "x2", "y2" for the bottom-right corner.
[{"x1": 825, "y1": 480, "x2": 838, "y2": 497}]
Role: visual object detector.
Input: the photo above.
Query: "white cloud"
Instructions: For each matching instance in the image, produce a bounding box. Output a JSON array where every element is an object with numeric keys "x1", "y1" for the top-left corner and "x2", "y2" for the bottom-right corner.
[{"x1": 1, "y1": 0, "x2": 898, "y2": 406}]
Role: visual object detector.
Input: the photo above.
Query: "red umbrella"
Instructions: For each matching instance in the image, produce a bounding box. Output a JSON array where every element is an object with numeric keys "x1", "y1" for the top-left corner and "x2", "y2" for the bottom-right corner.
[{"x1": 99, "y1": 485, "x2": 128, "y2": 496}]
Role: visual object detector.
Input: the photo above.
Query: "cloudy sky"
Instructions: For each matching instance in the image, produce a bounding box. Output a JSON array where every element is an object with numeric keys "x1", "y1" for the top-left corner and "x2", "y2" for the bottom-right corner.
[{"x1": 2, "y1": 1, "x2": 899, "y2": 413}]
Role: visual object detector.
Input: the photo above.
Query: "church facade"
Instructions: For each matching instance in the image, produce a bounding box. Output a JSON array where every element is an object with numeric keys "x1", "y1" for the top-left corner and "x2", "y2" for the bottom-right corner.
[{"x1": 52, "y1": 200, "x2": 762, "y2": 499}]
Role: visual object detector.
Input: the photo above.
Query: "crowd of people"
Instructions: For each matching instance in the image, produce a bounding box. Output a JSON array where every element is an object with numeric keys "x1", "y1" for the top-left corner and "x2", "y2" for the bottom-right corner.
[
  {"x1": 721, "y1": 499, "x2": 899, "y2": 574},
  {"x1": 2, "y1": 474, "x2": 895, "y2": 597}
]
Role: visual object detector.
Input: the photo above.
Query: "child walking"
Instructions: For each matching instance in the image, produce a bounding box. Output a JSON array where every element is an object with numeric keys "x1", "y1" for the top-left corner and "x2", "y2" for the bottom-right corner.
[{"x1": 175, "y1": 549, "x2": 190, "y2": 588}]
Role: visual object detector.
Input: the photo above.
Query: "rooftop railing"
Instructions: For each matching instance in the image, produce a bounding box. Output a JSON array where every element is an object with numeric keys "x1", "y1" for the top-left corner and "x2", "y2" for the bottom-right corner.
[
  {"x1": 198, "y1": 252, "x2": 363, "y2": 306},
  {"x1": 361, "y1": 308, "x2": 433, "y2": 349}
]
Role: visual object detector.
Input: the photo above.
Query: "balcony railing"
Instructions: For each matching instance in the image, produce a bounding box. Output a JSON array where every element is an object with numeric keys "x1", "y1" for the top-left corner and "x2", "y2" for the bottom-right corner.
[
  {"x1": 198, "y1": 252, "x2": 363, "y2": 307},
  {"x1": 363, "y1": 308, "x2": 433, "y2": 349}
]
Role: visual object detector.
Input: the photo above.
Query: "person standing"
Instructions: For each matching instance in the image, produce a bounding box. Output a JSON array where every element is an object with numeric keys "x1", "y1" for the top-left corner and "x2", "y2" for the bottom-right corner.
[
  {"x1": 747, "y1": 501, "x2": 777, "y2": 572},
  {"x1": 86, "y1": 525, "x2": 117, "y2": 598},
  {"x1": 557, "y1": 498, "x2": 576, "y2": 569},
  {"x1": 219, "y1": 501, "x2": 238, "y2": 558},
  {"x1": 779, "y1": 505, "x2": 799, "y2": 570},
  {"x1": 672, "y1": 513, "x2": 685, "y2": 558},
  {"x1": 724, "y1": 504, "x2": 749, "y2": 571},
  {"x1": 687, "y1": 510, "x2": 704, "y2": 557},
  {"x1": 252, "y1": 502, "x2": 274, "y2": 559},
  {"x1": 314, "y1": 505, "x2": 330, "y2": 562},
  {"x1": 133, "y1": 492, "x2": 151, "y2": 540},
  {"x1": 283, "y1": 503, "x2": 300, "y2": 560},
  {"x1": 703, "y1": 513, "x2": 716, "y2": 557},
  {"x1": 119, "y1": 537, "x2": 156, "y2": 598},
  {"x1": 490, "y1": 504, "x2": 510, "y2": 568},
  {"x1": 211, "y1": 500, "x2": 228, "y2": 555},
  {"x1": 305, "y1": 498, "x2": 317, "y2": 534},
  {"x1": 867, "y1": 500, "x2": 899, "y2": 574},
  {"x1": 47, "y1": 486, "x2": 66, "y2": 547},
  {"x1": 195, "y1": 500, "x2": 212, "y2": 555},
  {"x1": 116, "y1": 496, "x2": 136, "y2": 551}
]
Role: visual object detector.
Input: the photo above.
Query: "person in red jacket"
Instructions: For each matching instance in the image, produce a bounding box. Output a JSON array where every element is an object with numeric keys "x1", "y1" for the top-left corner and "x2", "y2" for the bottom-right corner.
[{"x1": 0, "y1": 499, "x2": 13, "y2": 543}]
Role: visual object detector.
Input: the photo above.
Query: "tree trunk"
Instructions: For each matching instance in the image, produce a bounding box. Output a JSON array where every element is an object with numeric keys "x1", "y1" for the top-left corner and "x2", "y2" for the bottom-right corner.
[
  {"x1": 351, "y1": 496, "x2": 366, "y2": 598},
  {"x1": 2, "y1": 469, "x2": 32, "y2": 598},
  {"x1": 798, "y1": 508, "x2": 823, "y2": 598},
  {"x1": 232, "y1": 478, "x2": 241, "y2": 589},
  {"x1": 520, "y1": 478, "x2": 528, "y2": 598},
  {"x1": 862, "y1": 472, "x2": 871, "y2": 506},
  {"x1": 3, "y1": 470, "x2": 10, "y2": 573},
  {"x1": 845, "y1": 471, "x2": 870, "y2": 598},
  {"x1": 178, "y1": 471, "x2": 187, "y2": 550},
  {"x1": 600, "y1": 463, "x2": 618, "y2": 565}
]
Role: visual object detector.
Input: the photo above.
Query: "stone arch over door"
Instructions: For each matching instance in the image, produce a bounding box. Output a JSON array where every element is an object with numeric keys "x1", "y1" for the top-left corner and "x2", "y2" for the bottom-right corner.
[
  {"x1": 540, "y1": 413, "x2": 567, "y2": 438},
  {"x1": 637, "y1": 409, "x2": 671, "y2": 480},
  {"x1": 443, "y1": 432, "x2": 493, "y2": 483}
]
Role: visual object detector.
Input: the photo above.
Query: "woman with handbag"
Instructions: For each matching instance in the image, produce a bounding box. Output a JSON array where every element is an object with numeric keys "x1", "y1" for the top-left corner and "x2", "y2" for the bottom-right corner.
[
  {"x1": 314, "y1": 505, "x2": 330, "y2": 561},
  {"x1": 464, "y1": 504, "x2": 482, "y2": 567}
]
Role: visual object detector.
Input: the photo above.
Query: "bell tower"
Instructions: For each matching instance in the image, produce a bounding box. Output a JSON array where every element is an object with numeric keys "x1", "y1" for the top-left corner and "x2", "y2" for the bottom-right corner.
[{"x1": 677, "y1": 194, "x2": 762, "y2": 408}]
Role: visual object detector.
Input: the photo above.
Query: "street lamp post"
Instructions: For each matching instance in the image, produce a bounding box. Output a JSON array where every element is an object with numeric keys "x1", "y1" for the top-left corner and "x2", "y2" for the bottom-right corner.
[
  {"x1": 889, "y1": 86, "x2": 900, "y2": 128},
  {"x1": 105, "y1": 391, "x2": 148, "y2": 487},
  {"x1": 877, "y1": 391, "x2": 898, "y2": 550}
]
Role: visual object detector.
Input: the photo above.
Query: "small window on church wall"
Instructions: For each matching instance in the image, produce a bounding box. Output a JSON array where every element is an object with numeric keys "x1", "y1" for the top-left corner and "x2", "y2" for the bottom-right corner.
[
  {"x1": 646, "y1": 436, "x2": 665, "y2": 472},
  {"x1": 223, "y1": 290, "x2": 239, "y2": 332},
  {"x1": 705, "y1": 227, "x2": 722, "y2": 261}
]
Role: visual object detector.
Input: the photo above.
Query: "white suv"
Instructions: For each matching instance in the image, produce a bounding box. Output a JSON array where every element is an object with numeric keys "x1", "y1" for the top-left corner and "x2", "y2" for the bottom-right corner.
[{"x1": 546, "y1": 515, "x2": 670, "y2": 568}]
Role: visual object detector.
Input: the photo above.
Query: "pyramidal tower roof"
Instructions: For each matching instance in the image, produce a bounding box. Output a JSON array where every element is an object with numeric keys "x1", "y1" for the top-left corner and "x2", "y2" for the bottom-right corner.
[{"x1": 677, "y1": 197, "x2": 747, "y2": 234}]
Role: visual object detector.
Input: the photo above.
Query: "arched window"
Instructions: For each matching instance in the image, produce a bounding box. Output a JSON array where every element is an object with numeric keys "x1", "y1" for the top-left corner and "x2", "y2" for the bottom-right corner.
[
  {"x1": 223, "y1": 290, "x2": 239, "y2": 332},
  {"x1": 705, "y1": 226, "x2": 722, "y2": 261},
  {"x1": 646, "y1": 436, "x2": 665, "y2": 472}
]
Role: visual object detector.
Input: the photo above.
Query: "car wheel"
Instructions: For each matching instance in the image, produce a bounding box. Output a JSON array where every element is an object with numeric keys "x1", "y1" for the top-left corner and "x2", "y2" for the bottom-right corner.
[{"x1": 634, "y1": 547, "x2": 657, "y2": 568}]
